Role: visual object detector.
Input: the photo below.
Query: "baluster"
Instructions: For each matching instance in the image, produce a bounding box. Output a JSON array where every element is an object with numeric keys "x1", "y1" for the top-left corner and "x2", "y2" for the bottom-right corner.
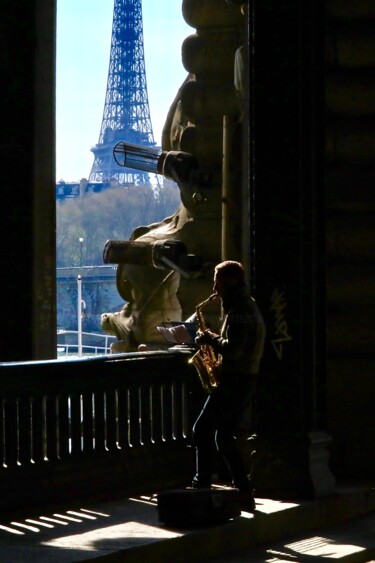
[
  {"x1": 181, "y1": 382, "x2": 191, "y2": 439},
  {"x1": 161, "y1": 383, "x2": 173, "y2": 442},
  {"x1": 105, "y1": 389, "x2": 118, "y2": 451},
  {"x1": 31, "y1": 396, "x2": 45, "y2": 463},
  {"x1": 45, "y1": 395, "x2": 59, "y2": 462},
  {"x1": 128, "y1": 384, "x2": 141, "y2": 447},
  {"x1": 81, "y1": 392, "x2": 94, "y2": 453},
  {"x1": 93, "y1": 391, "x2": 106, "y2": 452},
  {"x1": 0, "y1": 399, "x2": 5, "y2": 469},
  {"x1": 116, "y1": 386, "x2": 129, "y2": 449},
  {"x1": 171, "y1": 382, "x2": 183, "y2": 441},
  {"x1": 70, "y1": 394, "x2": 82, "y2": 456},
  {"x1": 150, "y1": 384, "x2": 162, "y2": 444},
  {"x1": 179, "y1": 381, "x2": 193, "y2": 440},
  {"x1": 18, "y1": 397, "x2": 32, "y2": 466},
  {"x1": 57, "y1": 394, "x2": 70, "y2": 459},
  {"x1": 3, "y1": 399, "x2": 18, "y2": 468},
  {"x1": 139, "y1": 385, "x2": 151, "y2": 445}
]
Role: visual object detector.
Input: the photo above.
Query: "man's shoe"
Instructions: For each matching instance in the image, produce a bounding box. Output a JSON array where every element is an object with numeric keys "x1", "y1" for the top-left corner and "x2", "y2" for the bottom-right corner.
[
  {"x1": 190, "y1": 480, "x2": 211, "y2": 489},
  {"x1": 239, "y1": 490, "x2": 256, "y2": 512},
  {"x1": 190, "y1": 475, "x2": 212, "y2": 489}
]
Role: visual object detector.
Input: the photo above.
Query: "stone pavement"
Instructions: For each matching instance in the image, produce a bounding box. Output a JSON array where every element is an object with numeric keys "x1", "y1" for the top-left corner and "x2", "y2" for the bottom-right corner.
[
  {"x1": 207, "y1": 510, "x2": 375, "y2": 562},
  {"x1": 0, "y1": 483, "x2": 373, "y2": 563}
]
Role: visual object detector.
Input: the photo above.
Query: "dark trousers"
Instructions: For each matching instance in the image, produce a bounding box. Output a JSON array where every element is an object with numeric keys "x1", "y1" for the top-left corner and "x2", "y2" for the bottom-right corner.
[{"x1": 192, "y1": 376, "x2": 256, "y2": 492}]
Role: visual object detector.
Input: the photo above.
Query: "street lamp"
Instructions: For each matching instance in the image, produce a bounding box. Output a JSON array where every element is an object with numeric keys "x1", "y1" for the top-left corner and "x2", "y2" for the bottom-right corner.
[
  {"x1": 77, "y1": 275, "x2": 86, "y2": 357},
  {"x1": 79, "y1": 237, "x2": 84, "y2": 267}
]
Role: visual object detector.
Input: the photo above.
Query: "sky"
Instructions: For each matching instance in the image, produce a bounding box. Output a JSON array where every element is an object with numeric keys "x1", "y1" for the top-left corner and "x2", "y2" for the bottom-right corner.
[{"x1": 56, "y1": 0, "x2": 193, "y2": 182}]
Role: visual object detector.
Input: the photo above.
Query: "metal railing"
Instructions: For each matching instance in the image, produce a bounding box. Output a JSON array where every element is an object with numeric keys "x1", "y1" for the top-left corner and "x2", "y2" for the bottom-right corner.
[
  {"x1": 57, "y1": 330, "x2": 117, "y2": 357},
  {"x1": 0, "y1": 350, "x2": 203, "y2": 516}
]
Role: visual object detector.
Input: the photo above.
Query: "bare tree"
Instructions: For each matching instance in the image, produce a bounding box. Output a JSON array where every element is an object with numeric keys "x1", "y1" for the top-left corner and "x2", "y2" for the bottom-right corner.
[{"x1": 56, "y1": 185, "x2": 180, "y2": 267}]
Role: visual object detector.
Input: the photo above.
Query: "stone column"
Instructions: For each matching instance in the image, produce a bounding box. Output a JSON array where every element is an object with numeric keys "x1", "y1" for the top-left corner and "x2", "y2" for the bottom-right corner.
[
  {"x1": 0, "y1": 0, "x2": 56, "y2": 360},
  {"x1": 249, "y1": 0, "x2": 336, "y2": 499}
]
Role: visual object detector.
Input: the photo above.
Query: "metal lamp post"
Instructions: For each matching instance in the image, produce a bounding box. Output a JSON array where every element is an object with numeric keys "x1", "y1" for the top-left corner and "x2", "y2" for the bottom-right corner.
[{"x1": 79, "y1": 237, "x2": 84, "y2": 267}]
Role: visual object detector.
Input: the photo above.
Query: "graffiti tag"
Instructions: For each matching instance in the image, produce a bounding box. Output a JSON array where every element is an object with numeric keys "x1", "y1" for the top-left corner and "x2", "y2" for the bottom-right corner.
[{"x1": 270, "y1": 287, "x2": 292, "y2": 360}]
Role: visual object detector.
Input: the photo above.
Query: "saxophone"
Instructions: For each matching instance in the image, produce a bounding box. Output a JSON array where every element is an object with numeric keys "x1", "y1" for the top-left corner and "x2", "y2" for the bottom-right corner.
[{"x1": 189, "y1": 293, "x2": 221, "y2": 394}]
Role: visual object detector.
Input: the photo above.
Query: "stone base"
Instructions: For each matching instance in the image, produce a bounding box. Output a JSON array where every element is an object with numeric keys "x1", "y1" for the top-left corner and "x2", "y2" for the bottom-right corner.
[{"x1": 238, "y1": 431, "x2": 336, "y2": 500}]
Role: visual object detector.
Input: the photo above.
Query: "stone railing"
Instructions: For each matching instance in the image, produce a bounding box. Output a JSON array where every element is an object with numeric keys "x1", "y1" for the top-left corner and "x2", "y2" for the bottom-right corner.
[{"x1": 0, "y1": 350, "x2": 204, "y2": 516}]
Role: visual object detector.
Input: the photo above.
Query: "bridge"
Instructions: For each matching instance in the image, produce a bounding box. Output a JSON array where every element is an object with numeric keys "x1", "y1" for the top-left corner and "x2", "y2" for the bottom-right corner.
[
  {"x1": 57, "y1": 265, "x2": 122, "y2": 352},
  {"x1": 2, "y1": 0, "x2": 375, "y2": 560},
  {"x1": 0, "y1": 351, "x2": 373, "y2": 562}
]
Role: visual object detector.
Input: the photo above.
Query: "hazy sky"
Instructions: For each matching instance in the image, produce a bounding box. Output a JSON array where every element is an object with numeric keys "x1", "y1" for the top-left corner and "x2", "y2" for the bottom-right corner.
[{"x1": 56, "y1": 0, "x2": 192, "y2": 182}]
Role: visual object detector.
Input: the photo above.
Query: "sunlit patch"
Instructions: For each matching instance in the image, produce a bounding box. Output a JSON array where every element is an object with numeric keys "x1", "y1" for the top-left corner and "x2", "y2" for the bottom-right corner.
[
  {"x1": 239, "y1": 511, "x2": 255, "y2": 519},
  {"x1": 26, "y1": 519, "x2": 54, "y2": 529},
  {"x1": 281, "y1": 535, "x2": 366, "y2": 559},
  {"x1": 253, "y1": 498, "x2": 299, "y2": 515},
  {"x1": 67, "y1": 510, "x2": 96, "y2": 520},
  {"x1": 0, "y1": 507, "x2": 112, "y2": 537},
  {"x1": 40, "y1": 516, "x2": 68, "y2": 525},
  {"x1": 10, "y1": 522, "x2": 40, "y2": 533},
  {"x1": 265, "y1": 550, "x2": 296, "y2": 562},
  {"x1": 0, "y1": 525, "x2": 24, "y2": 535},
  {"x1": 129, "y1": 495, "x2": 157, "y2": 506},
  {"x1": 80, "y1": 508, "x2": 110, "y2": 518},
  {"x1": 53, "y1": 513, "x2": 82, "y2": 522},
  {"x1": 42, "y1": 521, "x2": 182, "y2": 550}
]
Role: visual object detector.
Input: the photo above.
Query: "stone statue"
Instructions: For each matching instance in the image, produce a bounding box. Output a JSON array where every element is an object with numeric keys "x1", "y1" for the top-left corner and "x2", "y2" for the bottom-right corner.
[{"x1": 101, "y1": 1, "x2": 245, "y2": 352}]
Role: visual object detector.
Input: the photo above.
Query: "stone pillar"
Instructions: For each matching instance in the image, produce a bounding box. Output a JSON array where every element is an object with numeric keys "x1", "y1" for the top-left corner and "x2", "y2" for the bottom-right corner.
[
  {"x1": 249, "y1": 0, "x2": 336, "y2": 499},
  {"x1": 0, "y1": 0, "x2": 56, "y2": 361}
]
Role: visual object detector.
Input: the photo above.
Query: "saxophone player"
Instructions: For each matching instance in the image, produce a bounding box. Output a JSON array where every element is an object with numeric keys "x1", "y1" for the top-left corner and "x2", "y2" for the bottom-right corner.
[{"x1": 191, "y1": 260, "x2": 266, "y2": 512}]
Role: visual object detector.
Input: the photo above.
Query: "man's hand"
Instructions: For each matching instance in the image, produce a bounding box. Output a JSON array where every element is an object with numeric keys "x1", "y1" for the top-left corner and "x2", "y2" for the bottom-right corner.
[{"x1": 195, "y1": 329, "x2": 217, "y2": 346}]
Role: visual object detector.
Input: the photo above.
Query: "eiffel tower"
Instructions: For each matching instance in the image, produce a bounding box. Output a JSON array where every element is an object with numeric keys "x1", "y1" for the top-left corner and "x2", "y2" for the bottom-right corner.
[{"x1": 89, "y1": 0, "x2": 157, "y2": 186}]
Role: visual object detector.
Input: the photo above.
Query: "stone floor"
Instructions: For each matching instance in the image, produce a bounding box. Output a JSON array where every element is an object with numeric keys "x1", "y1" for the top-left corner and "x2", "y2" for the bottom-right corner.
[
  {"x1": 0, "y1": 483, "x2": 373, "y2": 563},
  {"x1": 207, "y1": 510, "x2": 375, "y2": 562}
]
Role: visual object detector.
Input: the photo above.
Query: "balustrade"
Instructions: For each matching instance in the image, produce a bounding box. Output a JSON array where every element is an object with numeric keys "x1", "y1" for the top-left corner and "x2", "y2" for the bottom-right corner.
[{"x1": 0, "y1": 350, "x2": 203, "y2": 515}]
